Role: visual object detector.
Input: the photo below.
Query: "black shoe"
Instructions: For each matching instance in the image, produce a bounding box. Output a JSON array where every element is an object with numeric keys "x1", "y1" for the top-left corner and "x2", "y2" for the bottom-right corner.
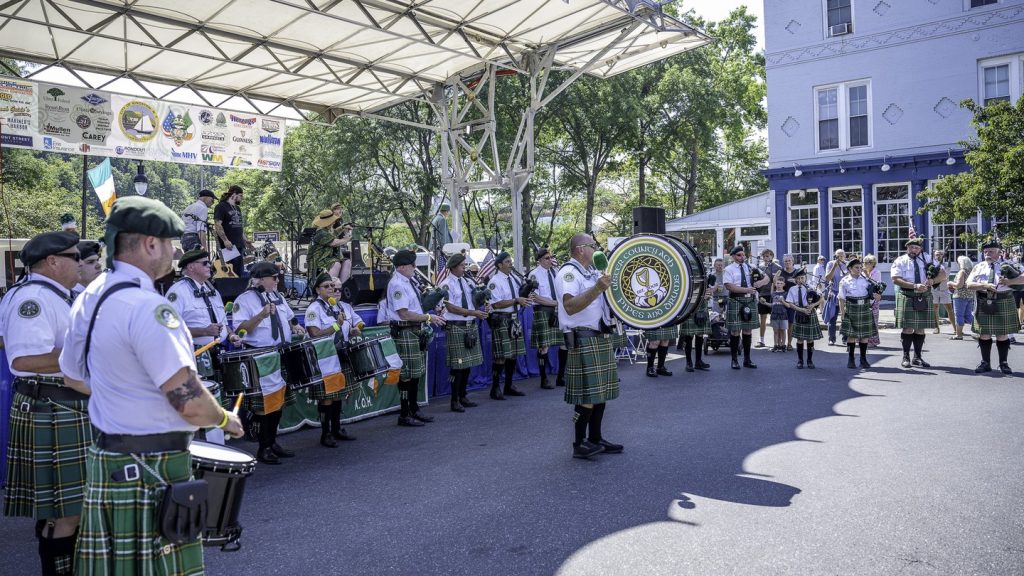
[
  {"x1": 397, "y1": 416, "x2": 425, "y2": 427},
  {"x1": 999, "y1": 363, "x2": 1012, "y2": 375},
  {"x1": 459, "y1": 397, "x2": 478, "y2": 408},
  {"x1": 731, "y1": 359, "x2": 740, "y2": 370},
  {"x1": 912, "y1": 356, "x2": 931, "y2": 368},
  {"x1": 696, "y1": 361, "x2": 711, "y2": 370},
  {"x1": 646, "y1": 366, "x2": 658, "y2": 377},
  {"x1": 540, "y1": 381, "x2": 555, "y2": 390},
  {"x1": 685, "y1": 361, "x2": 694, "y2": 373},
  {"x1": 411, "y1": 412, "x2": 434, "y2": 423},
  {"x1": 807, "y1": 361, "x2": 815, "y2": 369},
  {"x1": 860, "y1": 359, "x2": 871, "y2": 369},
  {"x1": 332, "y1": 428, "x2": 356, "y2": 441},
  {"x1": 797, "y1": 362, "x2": 804, "y2": 369},
  {"x1": 556, "y1": 379, "x2": 566, "y2": 387},
  {"x1": 848, "y1": 359, "x2": 856, "y2": 369},
  {"x1": 975, "y1": 361, "x2": 992, "y2": 373},
  {"x1": 503, "y1": 386, "x2": 525, "y2": 397},
  {"x1": 656, "y1": 367, "x2": 673, "y2": 376},
  {"x1": 450, "y1": 401, "x2": 465, "y2": 413},
  {"x1": 270, "y1": 443, "x2": 295, "y2": 458},
  {"x1": 901, "y1": 356, "x2": 911, "y2": 368},
  {"x1": 572, "y1": 440, "x2": 604, "y2": 460},
  {"x1": 743, "y1": 361, "x2": 757, "y2": 369},
  {"x1": 320, "y1": 433, "x2": 337, "y2": 448},
  {"x1": 257, "y1": 447, "x2": 281, "y2": 465},
  {"x1": 490, "y1": 387, "x2": 505, "y2": 400},
  {"x1": 594, "y1": 439, "x2": 624, "y2": 454}
]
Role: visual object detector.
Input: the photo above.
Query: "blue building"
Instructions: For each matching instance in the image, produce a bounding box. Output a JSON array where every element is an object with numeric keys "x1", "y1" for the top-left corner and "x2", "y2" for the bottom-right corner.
[{"x1": 762, "y1": 0, "x2": 1024, "y2": 275}]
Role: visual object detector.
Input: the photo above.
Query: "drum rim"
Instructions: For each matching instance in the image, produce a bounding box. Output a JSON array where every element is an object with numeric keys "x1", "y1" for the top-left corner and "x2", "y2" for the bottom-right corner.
[
  {"x1": 190, "y1": 440, "x2": 257, "y2": 465},
  {"x1": 219, "y1": 346, "x2": 278, "y2": 358},
  {"x1": 605, "y1": 233, "x2": 699, "y2": 329}
]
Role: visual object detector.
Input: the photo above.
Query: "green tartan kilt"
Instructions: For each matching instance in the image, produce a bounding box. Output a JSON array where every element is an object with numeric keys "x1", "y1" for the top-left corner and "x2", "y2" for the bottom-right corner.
[
  {"x1": 791, "y1": 312, "x2": 824, "y2": 341},
  {"x1": 564, "y1": 334, "x2": 618, "y2": 405},
  {"x1": 530, "y1": 308, "x2": 563, "y2": 350},
  {"x1": 394, "y1": 327, "x2": 426, "y2": 380},
  {"x1": 243, "y1": 386, "x2": 297, "y2": 415},
  {"x1": 445, "y1": 322, "x2": 484, "y2": 369},
  {"x1": 973, "y1": 293, "x2": 1020, "y2": 336},
  {"x1": 644, "y1": 325, "x2": 678, "y2": 341},
  {"x1": 611, "y1": 330, "x2": 628, "y2": 350},
  {"x1": 840, "y1": 300, "x2": 878, "y2": 339},
  {"x1": 895, "y1": 290, "x2": 934, "y2": 330},
  {"x1": 3, "y1": 391, "x2": 91, "y2": 519},
  {"x1": 726, "y1": 296, "x2": 759, "y2": 332},
  {"x1": 76, "y1": 446, "x2": 204, "y2": 576},
  {"x1": 678, "y1": 298, "x2": 712, "y2": 336},
  {"x1": 490, "y1": 315, "x2": 526, "y2": 360},
  {"x1": 308, "y1": 377, "x2": 346, "y2": 402}
]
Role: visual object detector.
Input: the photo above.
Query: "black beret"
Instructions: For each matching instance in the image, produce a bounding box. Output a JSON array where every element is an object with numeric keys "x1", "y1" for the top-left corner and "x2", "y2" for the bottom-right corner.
[
  {"x1": 250, "y1": 261, "x2": 280, "y2": 278},
  {"x1": 495, "y1": 251, "x2": 511, "y2": 265},
  {"x1": 905, "y1": 237, "x2": 924, "y2": 248},
  {"x1": 793, "y1": 266, "x2": 807, "y2": 277},
  {"x1": 729, "y1": 246, "x2": 745, "y2": 256},
  {"x1": 178, "y1": 249, "x2": 208, "y2": 268},
  {"x1": 392, "y1": 249, "x2": 416, "y2": 267},
  {"x1": 198, "y1": 189, "x2": 216, "y2": 199},
  {"x1": 76, "y1": 240, "x2": 102, "y2": 261},
  {"x1": 981, "y1": 239, "x2": 1003, "y2": 250},
  {"x1": 447, "y1": 253, "x2": 466, "y2": 270},
  {"x1": 535, "y1": 246, "x2": 551, "y2": 260},
  {"x1": 314, "y1": 272, "x2": 333, "y2": 287},
  {"x1": 847, "y1": 258, "x2": 862, "y2": 268},
  {"x1": 103, "y1": 197, "x2": 184, "y2": 267},
  {"x1": 21, "y1": 231, "x2": 80, "y2": 267}
]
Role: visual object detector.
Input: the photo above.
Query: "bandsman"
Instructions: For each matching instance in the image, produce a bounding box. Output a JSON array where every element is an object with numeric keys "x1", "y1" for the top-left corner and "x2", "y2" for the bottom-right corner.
[
  {"x1": 837, "y1": 259, "x2": 880, "y2": 369},
  {"x1": 304, "y1": 273, "x2": 360, "y2": 445},
  {"x1": 74, "y1": 240, "x2": 103, "y2": 295},
  {"x1": 528, "y1": 247, "x2": 564, "y2": 389},
  {"x1": 891, "y1": 237, "x2": 945, "y2": 368},
  {"x1": 442, "y1": 253, "x2": 487, "y2": 412},
  {"x1": 487, "y1": 252, "x2": 530, "y2": 399},
  {"x1": 723, "y1": 245, "x2": 770, "y2": 369},
  {"x1": 784, "y1": 268, "x2": 823, "y2": 369},
  {"x1": 967, "y1": 240, "x2": 1022, "y2": 374},
  {"x1": 678, "y1": 277, "x2": 714, "y2": 372}
]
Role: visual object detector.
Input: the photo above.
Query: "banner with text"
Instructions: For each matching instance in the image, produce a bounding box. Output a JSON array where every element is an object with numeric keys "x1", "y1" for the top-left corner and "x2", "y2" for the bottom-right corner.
[{"x1": 0, "y1": 78, "x2": 285, "y2": 171}]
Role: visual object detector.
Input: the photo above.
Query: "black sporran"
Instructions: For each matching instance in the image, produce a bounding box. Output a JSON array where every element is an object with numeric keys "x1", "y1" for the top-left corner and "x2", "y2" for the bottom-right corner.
[
  {"x1": 694, "y1": 309, "x2": 708, "y2": 327},
  {"x1": 740, "y1": 305, "x2": 753, "y2": 322},
  {"x1": 158, "y1": 480, "x2": 208, "y2": 545},
  {"x1": 547, "y1": 310, "x2": 558, "y2": 328},
  {"x1": 463, "y1": 328, "x2": 478, "y2": 349},
  {"x1": 910, "y1": 294, "x2": 928, "y2": 312},
  {"x1": 417, "y1": 330, "x2": 430, "y2": 351},
  {"x1": 510, "y1": 319, "x2": 524, "y2": 340},
  {"x1": 978, "y1": 294, "x2": 999, "y2": 315}
]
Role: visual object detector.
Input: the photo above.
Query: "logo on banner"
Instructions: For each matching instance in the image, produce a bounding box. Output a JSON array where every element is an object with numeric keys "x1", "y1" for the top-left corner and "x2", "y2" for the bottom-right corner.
[
  {"x1": 0, "y1": 93, "x2": 10, "y2": 101},
  {"x1": 76, "y1": 115, "x2": 91, "y2": 129},
  {"x1": 215, "y1": 112, "x2": 227, "y2": 128},
  {"x1": 42, "y1": 123, "x2": 72, "y2": 137},
  {"x1": 259, "y1": 134, "x2": 281, "y2": 145},
  {"x1": 79, "y1": 143, "x2": 91, "y2": 153},
  {"x1": 1, "y1": 134, "x2": 32, "y2": 146},
  {"x1": 80, "y1": 93, "x2": 107, "y2": 106},
  {"x1": 171, "y1": 148, "x2": 197, "y2": 160},
  {"x1": 262, "y1": 119, "x2": 280, "y2": 133},
  {"x1": 257, "y1": 159, "x2": 281, "y2": 168},
  {"x1": 161, "y1": 109, "x2": 195, "y2": 146},
  {"x1": 230, "y1": 114, "x2": 257, "y2": 126},
  {"x1": 45, "y1": 87, "x2": 66, "y2": 101},
  {"x1": 199, "y1": 109, "x2": 213, "y2": 125},
  {"x1": 119, "y1": 100, "x2": 159, "y2": 143},
  {"x1": 115, "y1": 145, "x2": 146, "y2": 157}
]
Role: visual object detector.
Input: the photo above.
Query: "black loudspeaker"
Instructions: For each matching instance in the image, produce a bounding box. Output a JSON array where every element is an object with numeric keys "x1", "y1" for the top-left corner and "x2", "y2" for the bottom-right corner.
[
  {"x1": 633, "y1": 206, "x2": 666, "y2": 235},
  {"x1": 213, "y1": 277, "x2": 250, "y2": 303},
  {"x1": 341, "y1": 269, "x2": 391, "y2": 305}
]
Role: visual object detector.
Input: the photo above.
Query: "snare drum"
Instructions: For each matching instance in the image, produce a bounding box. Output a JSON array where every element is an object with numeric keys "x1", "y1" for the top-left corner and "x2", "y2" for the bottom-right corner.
[
  {"x1": 280, "y1": 338, "x2": 322, "y2": 390},
  {"x1": 219, "y1": 346, "x2": 277, "y2": 397},
  {"x1": 189, "y1": 440, "x2": 256, "y2": 549},
  {"x1": 342, "y1": 336, "x2": 389, "y2": 381},
  {"x1": 202, "y1": 379, "x2": 222, "y2": 404}
]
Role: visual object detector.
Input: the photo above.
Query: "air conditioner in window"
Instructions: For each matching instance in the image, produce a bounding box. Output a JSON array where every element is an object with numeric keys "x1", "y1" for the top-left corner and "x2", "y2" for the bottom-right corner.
[{"x1": 829, "y1": 23, "x2": 851, "y2": 37}]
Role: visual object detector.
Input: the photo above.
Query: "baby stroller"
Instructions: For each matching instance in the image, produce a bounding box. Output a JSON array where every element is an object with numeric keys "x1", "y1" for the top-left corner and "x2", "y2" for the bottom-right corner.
[{"x1": 705, "y1": 303, "x2": 730, "y2": 354}]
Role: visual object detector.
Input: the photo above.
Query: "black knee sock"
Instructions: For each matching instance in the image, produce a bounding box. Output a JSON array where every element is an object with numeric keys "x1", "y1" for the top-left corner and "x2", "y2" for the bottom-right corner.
[
  {"x1": 683, "y1": 335, "x2": 693, "y2": 363},
  {"x1": 491, "y1": 364, "x2": 502, "y2": 388},
  {"x1": 557, "y1": 348, "x2": 568, "y2": 382},
  {"x1": 913, "y1": 333, "x2": 925, "y2": 357},
  {"x1": 996, "y1": 339, "x2": 1010, "y2": 363},
  {"x1": 647, "y1": 348, "x2": 657, "y2": 369},
  {"x1": 399, "y1": 381, "x2": 410, "y2": 417},
  {"x1": 730, "y1": 334, "x2": 740, "y2": 360},
  {"x1": 859, "y1": 342, "x2": 868, "y2": 361},
  {"x1": 847, "y1": 343, "x2": 856, "y2": 361},
  {"x1": 694, "y1": 336, "x2": 704, "y2": 364},
  {"x1": 538, "y1": 353, "x2": 548, "y2": 383},
  {"x1": 504, "y1": 359, "x2": 516, "y2": 389},
  {"x1": 330, "y1": 401, "x2": 343, "y2": 433},
  {"x1": 408, "y1": 377, "x2": 420, "y2": 413},
  {"x1": 39, "y1": 530, "x2": 77, "y2": 576},
  {"x1": 807, "y1": 342, "x2": 815, "y2": 362},
  {"x1": 741, "y1": 334, "x2": 753, "y2": 359},
  {"x1": 267, "y1": 410, "x2": 282, "y2": 445},
  {"x1": 588, "y1": 402, "x2": 606, "y2": 443},
  {"x1": 657, "y1": 345, "x2": 669, "y2": 369},
  {"x1": 901, "y1": 333, "x2": 912, "y2": 356},
  {"x1": 797, "y1": 342, "x2": 804, "y2": 363},
  {"x1": 573, "y1": 405, "x2": 593, "y2": 445},
  {"x1": 456, "y1": 369, "x2": 469, "y2": 398},
  {"x1": 980, "y1": 339, "x2": 992, "y2": 363}
]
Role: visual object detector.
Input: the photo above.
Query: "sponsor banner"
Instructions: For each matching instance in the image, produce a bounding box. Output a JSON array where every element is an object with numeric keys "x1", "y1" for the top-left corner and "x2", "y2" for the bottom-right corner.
[{"x1": 0, "y1": 79, "x2": 285, "y2": 171}]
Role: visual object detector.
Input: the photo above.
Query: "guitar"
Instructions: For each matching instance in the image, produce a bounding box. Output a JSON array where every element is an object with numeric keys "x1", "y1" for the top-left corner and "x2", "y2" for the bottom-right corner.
[{"x1": 213, "y1": 251, "x2": 238, "y2": 279}]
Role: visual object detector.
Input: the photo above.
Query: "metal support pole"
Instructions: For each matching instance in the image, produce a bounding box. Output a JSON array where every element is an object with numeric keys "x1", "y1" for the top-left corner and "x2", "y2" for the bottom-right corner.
[{"x1": 81, "y1": 155, "x2": 88, "y2": 236}]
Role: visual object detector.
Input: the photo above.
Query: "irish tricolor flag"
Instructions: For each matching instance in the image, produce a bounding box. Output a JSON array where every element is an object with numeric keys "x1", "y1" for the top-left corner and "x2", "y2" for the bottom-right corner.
[
  {"x1": 87, "y1": 158, "x2": 117, "y2": 216},
  {"x1": 255, "y1": 350, "x2": 287, "y2": 413},
  {"x1": 362, "y1": 326, "x2": 403, "y2": 387},
  {"x1": 313, "y1": 337, "x2": 346, "y2": 394}
]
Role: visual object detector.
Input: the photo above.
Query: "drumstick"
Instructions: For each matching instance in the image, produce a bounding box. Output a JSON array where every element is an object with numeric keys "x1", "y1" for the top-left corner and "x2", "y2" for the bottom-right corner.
[
  {"x1": 231, "y1": 391, "x2": 244, "y2": 415},
  {"x1": 193, "y1": 339, "x2": 219, "y2": 358}
]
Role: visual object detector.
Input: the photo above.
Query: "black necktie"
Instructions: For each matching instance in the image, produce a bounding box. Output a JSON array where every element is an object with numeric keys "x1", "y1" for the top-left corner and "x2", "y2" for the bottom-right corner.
[
  {"x1": 264, "y1": 291, "x2": 284, "y2": 344},
  {"x1": 991, "y1": 263, "x2": 998, "y2": 286},
  {"x1": 800, "y1": 287, "x2": 806, "y2": 307},
  {"x1": 740, "y1": 265, "x2": 748, "y2": 288},
  {"x1": 460, "y1": 278, "x2": 469, "y2": 309},
  {"x1": 507, "y1": 277, "x2": 518, "y2": 311},
  {"x1": 913, "y1": 256, "x2": 922, "y2": 283},
  {"x1": 546, "y1": 269, "x2": 556, "y2": 300}
]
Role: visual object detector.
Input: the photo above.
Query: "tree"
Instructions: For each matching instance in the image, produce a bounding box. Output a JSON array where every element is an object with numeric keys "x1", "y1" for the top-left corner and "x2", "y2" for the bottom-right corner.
[{"x1": 922, "y1": 97, "x2": 1024, "y2": 244}]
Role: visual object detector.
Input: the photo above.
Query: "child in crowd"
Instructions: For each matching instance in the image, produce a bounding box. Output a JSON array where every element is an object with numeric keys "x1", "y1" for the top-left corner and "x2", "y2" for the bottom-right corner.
[
  {"x1": 784, "y1": 269, "x2": 824, "y2": 368},
  {"x1": 761, "y1": 276, "x2": 789, "y2": 352}
]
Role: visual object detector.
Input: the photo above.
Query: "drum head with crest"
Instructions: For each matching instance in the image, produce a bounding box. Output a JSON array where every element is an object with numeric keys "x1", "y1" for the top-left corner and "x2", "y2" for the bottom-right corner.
[{"x1": 604, "y1": 234, "x2": 706, "y2": 330}]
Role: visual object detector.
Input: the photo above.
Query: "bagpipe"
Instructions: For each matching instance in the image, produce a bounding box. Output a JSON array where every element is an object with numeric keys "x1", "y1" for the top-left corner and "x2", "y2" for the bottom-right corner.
[
  {"x1": 866, "y1": 276, "x2": 887, "y2": 296},
  {"x1": 517, "y1": 274, "x2": 540, "y2": 299},
  {"x1": 999, "y1": 261, "x2": 1024, "y2": 291},
  {"x1": 408, "y1": 263, "x2": 449, "y2": 313},
  {"x1": 471, "y1": 284, "x2": 492, "y2": 308},
  {"x1": 749, "y1": 266, "x2": 765, "y2": 286}
]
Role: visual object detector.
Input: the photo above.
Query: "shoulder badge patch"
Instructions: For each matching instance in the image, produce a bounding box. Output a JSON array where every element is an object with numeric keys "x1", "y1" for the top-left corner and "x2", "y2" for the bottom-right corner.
[
  {"x1": 306, "y1": 311, "x2": 317, "y2": 321},
  {"x1": 393, "y1": 290, "x2": 403, "y2": 300},
  {"x1": 562, "y1": 273, "x2": 575, "y2": 283},
  {"x1": 168, "y1": 292, "x2": 178, "y2": 302},
  {"x1": 18, "y1": 299, "x2": 41, "y2": 318},
  {"x1": 155, "y1": 304, "x2": 181, "y2": 329},
  {"x1": 489, "y1": 283, "x2": 496, "y2": 290}
]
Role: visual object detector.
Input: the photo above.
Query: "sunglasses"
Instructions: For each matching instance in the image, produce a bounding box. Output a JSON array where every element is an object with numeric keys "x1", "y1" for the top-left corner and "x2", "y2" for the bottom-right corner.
[
  {"x1": 53, "y1": 252, "x2": 81, "y2": 262},
  {"x1": 198, "y1": 261, "x2": 212, "y2": 267}
]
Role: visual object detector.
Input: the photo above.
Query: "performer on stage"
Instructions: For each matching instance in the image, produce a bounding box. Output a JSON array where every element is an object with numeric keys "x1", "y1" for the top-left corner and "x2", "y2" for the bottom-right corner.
[
  {"x1": 233, "y1": 261, "x2": 305, "y2": 464},
  {"x1": 3, "y1": 232, "x2": 90, "y2": 576},
  {"x1": 891, "y1": 237, "x2": 945, "y2": 368},
  {"x1": 558, "y1": 233, "x2": 623, "y2": 460},
  {"x1": 967, "y1": 240, "x2": 1022, "y2": 374},
  {"x1": 431, "y1": 203, "x2": 453, "y2": 254},
  {"x1": 487, "y1": 252, "x2": 530, "y2": 399},
  {"x1": 74, "y1": 240, "x2": 104, "y2": 295},
  {"x1": 679, "y1": 278, "x2": 713, "y2": 372},
  {"x1": 385, "y1": 249, "x2": 445, "y2": 426},
  {"x1": 529, "y1": 247, "x2": 565, "y2": 389},
  {"x1": 59, "y1": 197, "x2": 242, "y2": 576},
  {"x1": 308, "y1": 209, "x2": 354, "y2": 285},
  {"x1": 784, "y1": 268, "x2": 823, "y2": 369},
  {"x1": 442, "y1": 254, "x2": 487, "y2": 412},
  {"x1": 724, "y1": 245, "x2": 770, "y2": 369},
  {"x1": 304, "y1": 273, "x2": 360, "y2": 445},
  {"x1": 838, "y1": 259, "x2": 879, "y2": 369},
  {"x1": 213, "y1": 185, "x2": 248, "y2": 276},
  {"x1": 181, "y1": 189, "x2": 215, "y2": 251}
]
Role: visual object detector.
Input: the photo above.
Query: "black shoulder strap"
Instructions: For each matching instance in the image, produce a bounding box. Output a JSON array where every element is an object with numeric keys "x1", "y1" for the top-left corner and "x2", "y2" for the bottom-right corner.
[{"x1": 84, "y1": 281, "x2": 141, "y2": 378}]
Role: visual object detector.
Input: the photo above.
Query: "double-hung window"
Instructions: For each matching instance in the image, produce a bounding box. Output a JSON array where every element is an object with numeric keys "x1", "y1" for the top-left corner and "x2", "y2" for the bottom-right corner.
[
  {"x1": 873, "y1": 184, "x2": 910, "y2": 264},
  {"x1": 816, "y1": 80, "x2": 872, "y2": 153},
  {"x1": 788, "y1": 189, "x2": 820, "y2": 267},
  {"x1": 830, "y1": 187, "x2": 863, "y2": 256},
  {"x1": 979, "y1": 54, "x2": 1023, "y2": 105},
  {"x1": 826, "y1": 0, "x2": 853, "y2": 36}
]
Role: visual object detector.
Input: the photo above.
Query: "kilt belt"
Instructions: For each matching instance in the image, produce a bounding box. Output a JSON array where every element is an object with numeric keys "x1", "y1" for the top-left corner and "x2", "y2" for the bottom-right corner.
[
  {"x1": 14, "y1": 377, "x2": 89, "y2": 404},
  {"x1": 974, "y1": 291, "x2": 1019, "y2": 336},
  {"x1": 94, "y1": 431, "x2": 193, "y2": 454}
]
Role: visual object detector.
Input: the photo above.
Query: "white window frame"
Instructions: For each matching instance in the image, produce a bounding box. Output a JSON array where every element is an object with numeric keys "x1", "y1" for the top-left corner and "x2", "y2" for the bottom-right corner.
[
  {"x1": 978, "y1": 54, "x2": 1024, "y2": 105},
  {"x1": 787, "y1": 189, "x2": 821, "y2": 267},
  {"x1": 964, "y1": 0, "x2": 999, "y2": 10},
  {"x1": 926, "y1": 179, "x2": 981, "y2": 270},
  {"x1": 822, "y1": 0, "x2": 855, "y2": 38},
  {"x1": 814, "y1": 79, "x2": 873, "y2": 154},
  {"x1": 872, "y1": 182, "x2": 911, "y2": 265},
  {"x1": 829, "y1": 186, "x2": 865, "y2": 256}
]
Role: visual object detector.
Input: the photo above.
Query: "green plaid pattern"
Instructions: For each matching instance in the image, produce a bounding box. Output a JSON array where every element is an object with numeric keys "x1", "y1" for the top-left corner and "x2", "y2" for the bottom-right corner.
[
  {"x1": 791, "y1": 312, "x2": 823, "y2": 342},
  {"x1": 243, "y1": 386, "x2": 297, "y2": 415},
  {"x1": 678, "y1": 298, "x2": 712, "y2": 336},
  {"x1": 308, "y1": 380, "x2": 345, "y2": 402},
  {"x1": 445, "y1": 322, "x2": 484, "y2": 369},
  {"x1": 726, "y1": 296, "x2": 759, "y2": 332},
  {"x1": 530, "y1": 308, "x2": 563, "y2": 349},
  {"x1": 895, "y1": 290, "x2": 935, "y2": 330},
  {"x1": 564, "y1": 334, "x2": 619, "y2": 405},
  {"x1": 611, "y1": 330, "x2": 628, "y2": 350},
  {"x1": 840, "y1": 300, "x2": 878, "y2": 339},
  {"x1": 644, "y1": 325, "x2": 678, "y2": 341},
  {"x1": 973, "y1": 293, "x2": 1019, "y2": 336},
  {"x1": 490, "y1": 315, "x2": 526, "y2": 360},
  {"x1": 393, "y1": 327, "x2": 426, "y2": 380},
  {"x1": 76, "y1": 446, "x2": 204, "y2": 576},
  {"x1": 3, "y1": 390, "x2": 91, "y2": 519}
]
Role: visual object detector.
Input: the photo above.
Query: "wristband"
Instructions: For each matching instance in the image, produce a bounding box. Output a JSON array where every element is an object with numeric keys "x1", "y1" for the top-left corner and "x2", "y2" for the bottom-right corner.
[
  {"x1": 332, "y1": 322, "x2": 341, "y2": 332},
  {"x1": 426, "y1": 314, "x2": 432, "y2": 323},
  {"x1": 216, "y1": 410, "x2": 229, "y2": 429}
]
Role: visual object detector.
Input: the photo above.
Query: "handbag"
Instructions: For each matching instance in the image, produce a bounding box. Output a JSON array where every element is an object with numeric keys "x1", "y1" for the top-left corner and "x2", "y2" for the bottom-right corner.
[{"x1": 159, "y1": 480, "x2": 209, "y2": 545}]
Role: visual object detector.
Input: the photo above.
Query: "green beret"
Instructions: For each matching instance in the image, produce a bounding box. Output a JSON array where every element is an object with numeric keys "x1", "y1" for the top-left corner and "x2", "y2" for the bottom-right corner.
[
  {"x1": 495, "y1": 251, "x2": 511, "y2": 265},
  {"x1": 392, "y1": 249, "x2": 416, "y2": 267},
  {"x1": 439, "y1": 203, "x2": 450, "y2": 212},
  {"x1": 981, "y1": 239, "x2": 1002, "y2": 250},
  {"x1": 729, "y1": 246, "x2": 745, "y2": 256},
  {"x1": 314, "y1": 272, "x2": 333, "y2": 287},
  {"x1": 178, "y1": 249, "x2": 208, "y2": 269},
  {"x1": 447, "y1": 253, "x2": 466, "y2": 270},
  {"x1": 847, "y1": 258, "x2": 862, "y2": 268},
  {"x1": 104, "y1": 197, "x2": 184, "y2": 268},
  {"x1": 21, "y1": 231, "x2": 80, "y2": 268},
  {"x1": 59, "y1": 213, "x2": 76, "y2": 225},
  {"x1": 250, "y1": 261, "x2": 279, "y2": 278},
  {"x1": 76, "y1": 240, "x2": 102, "y2": 261},
  {"x1": 905, "y1": 237, "x2": 924, "y2": 248}
]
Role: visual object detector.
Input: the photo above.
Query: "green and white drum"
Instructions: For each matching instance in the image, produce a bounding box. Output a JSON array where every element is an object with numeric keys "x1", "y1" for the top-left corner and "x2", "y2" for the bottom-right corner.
[{"x1": 605, "y1": 234, "x2": 706, "y2": 330}]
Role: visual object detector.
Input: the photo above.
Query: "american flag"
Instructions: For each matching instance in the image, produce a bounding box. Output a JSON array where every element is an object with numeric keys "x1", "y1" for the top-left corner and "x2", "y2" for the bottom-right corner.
[
  {"x1": 476, "y1": 250, "x2": 496, "y2": 282},
  {"x1": 908, "y1": 221, "x2": 917, "y2": 239},
  {"x1": 434, "y1": 252, "x2": 449, "y2": 285}
]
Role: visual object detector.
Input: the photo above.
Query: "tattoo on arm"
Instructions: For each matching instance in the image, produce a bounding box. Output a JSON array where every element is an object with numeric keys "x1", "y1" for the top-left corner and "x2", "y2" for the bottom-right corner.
[{"x1": 165, "y1": 377, "x2": 204, "y2": 413}]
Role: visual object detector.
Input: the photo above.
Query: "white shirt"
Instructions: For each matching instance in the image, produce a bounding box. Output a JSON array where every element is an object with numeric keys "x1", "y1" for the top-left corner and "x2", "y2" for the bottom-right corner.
[
  {"x1": 384, "y1": 273, "x2": 422, "y2": 322},
  {"x1": 723, "y1": 261, "x2": 754, "y2": 295},
  {"x1": 838, "y1": 275, "x2": 871, "y2": 299},
  {"x1": 232, "y1": 288, "x2": 295, "y2": 347},
  {"x1": 812, "y1": 263, "x2": 827, "y2": 283},
  {"x1": 891, "y1": 252, "x2": 932, "y2": 284},
  {"x1": 785, "y1": 284, "x2": 812, "y2": 307},
  {"x1": 182, "y1": 200, "x2": 210, "y2": 234},
  {"x1": 967, "y1": 260, "x2": 1013, "y2": 294},
  {"x1": 444, "y1": 275, "x2": 477, "y2": 321},
  {"x1": 60, "y1": 261, "x2": 196, "y2": 435},
  {"x1": 488, "y1": 270, "x2": 520, "y2": 311},
  {"x1": 166, "y1": 276, "x2": 229, "y2": 346},
  {"x1": 305, "y1": 297, "x2": 358, "y2": 341},
  {"x1": 556, "y1": 258, "x2": 609, "y2": 330},
  {"x1": 3, "y1": 273, "x2": 74, "y2": 377},
  {"x1": 529, "y1": 266, "x2": 559, "y2": 302}
]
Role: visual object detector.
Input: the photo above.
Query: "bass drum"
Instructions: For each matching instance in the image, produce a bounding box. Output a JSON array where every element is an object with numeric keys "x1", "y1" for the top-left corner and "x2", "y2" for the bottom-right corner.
[{"x1": 604, "y1": 233, "x2": 706, "y2": 330}]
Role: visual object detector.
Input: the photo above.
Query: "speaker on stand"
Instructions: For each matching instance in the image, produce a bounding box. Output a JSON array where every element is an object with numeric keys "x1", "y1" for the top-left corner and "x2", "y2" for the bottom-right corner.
[{"x1": 633, "y1": 206, "x2": 666, "y2": 235}]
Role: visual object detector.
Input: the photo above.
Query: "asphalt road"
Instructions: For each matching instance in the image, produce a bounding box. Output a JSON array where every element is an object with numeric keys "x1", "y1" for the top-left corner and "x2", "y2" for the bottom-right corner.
[{"x1": 2, "y1": 328, "x2": 1022, "y2": 575}]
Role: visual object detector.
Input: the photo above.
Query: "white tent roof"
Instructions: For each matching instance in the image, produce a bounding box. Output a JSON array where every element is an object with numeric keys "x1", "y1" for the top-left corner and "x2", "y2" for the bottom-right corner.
[
  {"x1": 0, "y1": 0, "x2": 710, "y2": 118},
  {"x1": 666, "y1": 192, "x2": 771, "y2": 231}
]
